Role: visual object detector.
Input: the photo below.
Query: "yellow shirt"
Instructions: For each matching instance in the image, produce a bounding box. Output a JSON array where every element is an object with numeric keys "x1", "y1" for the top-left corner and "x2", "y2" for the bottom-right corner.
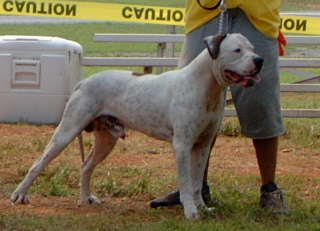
[{"x1": 185, "y1": 0, "x2": 281, "y2": 38}]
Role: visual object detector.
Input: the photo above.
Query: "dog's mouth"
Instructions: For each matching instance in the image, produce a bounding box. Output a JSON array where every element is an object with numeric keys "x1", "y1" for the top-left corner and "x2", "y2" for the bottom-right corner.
[{"x1": 224, "y1": 70, "x2": 261, "y2": 88}]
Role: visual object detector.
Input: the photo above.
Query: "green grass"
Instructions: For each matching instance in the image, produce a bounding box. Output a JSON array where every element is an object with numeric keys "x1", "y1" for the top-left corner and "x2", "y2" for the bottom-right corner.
[
  {"x1": 1, "y1": 171, "x2": 320, "y2": 231},
  {"x1": 281, "y1": 0, "x2": 320, "y2": 11},
  {"x1": 280, "y1": 71, "x2": 306, "y2": 83}
]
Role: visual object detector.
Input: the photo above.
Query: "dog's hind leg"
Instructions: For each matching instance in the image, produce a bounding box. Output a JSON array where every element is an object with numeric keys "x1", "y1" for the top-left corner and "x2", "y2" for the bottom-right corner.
[
  {"x1": 11, "y1": 124, "x2": 83, "y2": 204},
  {"x1": 11, "y1": 92, "x2": 98, "y2": 204},
  {"x1": 81, "y1": 127, "x2": 118, "y2": 204}
]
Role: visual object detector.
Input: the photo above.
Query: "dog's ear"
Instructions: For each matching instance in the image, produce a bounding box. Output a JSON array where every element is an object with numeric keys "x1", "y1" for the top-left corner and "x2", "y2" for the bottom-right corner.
[{"x1": 204, "y1": 34, "x2": 227, "y2": 59}]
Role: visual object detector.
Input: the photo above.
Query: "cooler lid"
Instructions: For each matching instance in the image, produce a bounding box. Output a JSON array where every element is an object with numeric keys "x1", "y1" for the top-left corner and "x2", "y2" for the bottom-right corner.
[{"x1": 0, "y1": 35, "x2": 83, "y2": 53}]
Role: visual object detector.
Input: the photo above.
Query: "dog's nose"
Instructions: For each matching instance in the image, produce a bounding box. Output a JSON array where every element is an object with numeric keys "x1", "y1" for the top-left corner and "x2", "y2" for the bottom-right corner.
[{"x1": 253, "y1": 57, "x2": 264, "y2": 70}]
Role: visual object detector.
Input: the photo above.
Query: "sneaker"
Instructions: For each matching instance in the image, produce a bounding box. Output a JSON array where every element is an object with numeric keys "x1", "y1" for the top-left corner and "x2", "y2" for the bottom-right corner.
[
  {"x1": 260, "y1": 181, "x2": 291, "y2": 214},
  {"x1": 150, "y1": 182, "x2": 211, "y2": 208}
]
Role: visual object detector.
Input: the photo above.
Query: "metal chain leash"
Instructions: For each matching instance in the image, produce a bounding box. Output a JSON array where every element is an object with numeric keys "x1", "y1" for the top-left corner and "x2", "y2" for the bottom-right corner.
[
  {"x1": 218, "y1": 0, "x2": 228, "y2": 35},
  {"x1": 196, "y1": 0, "x2": 229, "y2": 35}
]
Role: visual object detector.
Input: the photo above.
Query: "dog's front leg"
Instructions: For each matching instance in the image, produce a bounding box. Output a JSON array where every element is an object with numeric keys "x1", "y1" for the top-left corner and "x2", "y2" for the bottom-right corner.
[
  {"x1": 173, "y1": 141, "x2": 200, "y2": 220},
  {"x1": 191, "y1": 145, "x2": 211, "y2": 208},
  {"x1": 81, "y1": 128, "x2": 118, "y2": 204}
]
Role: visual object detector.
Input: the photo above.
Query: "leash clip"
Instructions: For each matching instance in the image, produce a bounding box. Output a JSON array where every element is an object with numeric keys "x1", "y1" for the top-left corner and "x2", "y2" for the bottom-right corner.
[{"x1": 219, "y1": 2, "x2": 227, "y2": 13}]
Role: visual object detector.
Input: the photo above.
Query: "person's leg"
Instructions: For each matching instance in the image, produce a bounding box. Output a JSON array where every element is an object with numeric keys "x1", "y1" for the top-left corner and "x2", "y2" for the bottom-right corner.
[
  {"x1": 254, "y1": 137, "x2": 291, "y2": 213},
  {"x1": 229, "y1": 8, "x2": 290, "y2": 213},
  {"x1": 253, "y1": 137, "x2": 278, "y2": 185}
]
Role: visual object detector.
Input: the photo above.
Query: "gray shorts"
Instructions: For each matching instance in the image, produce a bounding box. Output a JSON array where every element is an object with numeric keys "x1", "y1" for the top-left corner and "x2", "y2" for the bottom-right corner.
[{"x1": 179, "y1": 8, "x2": 284, "y2": 139}]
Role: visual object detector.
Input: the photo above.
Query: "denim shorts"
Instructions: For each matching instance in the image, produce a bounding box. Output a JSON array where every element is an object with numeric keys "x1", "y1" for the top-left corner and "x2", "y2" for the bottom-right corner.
[{"x1": 178, "y1": 8, "x2": 285, "y2": 139}]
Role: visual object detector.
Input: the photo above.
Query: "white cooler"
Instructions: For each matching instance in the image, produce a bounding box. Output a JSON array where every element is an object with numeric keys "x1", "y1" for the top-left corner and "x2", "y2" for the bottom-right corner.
[{"x1": 0, "y1": 36, "x2": 83, "y2": 124}]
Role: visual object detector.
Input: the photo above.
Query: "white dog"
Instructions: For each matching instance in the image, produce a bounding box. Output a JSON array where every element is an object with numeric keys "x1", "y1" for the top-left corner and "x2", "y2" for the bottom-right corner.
[{"x1": 11, "y1": 33, "x2": 263, "y2": 220}]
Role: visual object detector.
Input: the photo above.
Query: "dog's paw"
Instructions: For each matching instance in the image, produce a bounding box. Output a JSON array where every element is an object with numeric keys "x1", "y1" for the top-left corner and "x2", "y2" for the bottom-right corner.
[
  {"x1": 183, "y1": 204, "x2": 201, "y2": 220},
  {"x1": 82, "y1": 195, "x2": 102, "y2": 204},
  {"x1": 181, "y1": 197, "x2": 201, "y2": 220},
  {"x1": 11, "y1": 193, "x2": 30, "y2": 204},
  {"x1": 184, "y1": 209, "x2": 200, "y2": 220}
]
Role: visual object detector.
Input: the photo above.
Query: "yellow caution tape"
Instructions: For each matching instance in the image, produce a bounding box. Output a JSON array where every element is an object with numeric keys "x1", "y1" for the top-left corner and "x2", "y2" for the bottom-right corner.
[
  {"x1": 0, "y1": 0, "x2": 185, "y2": 26},
  {"x1": 280, "y1": 15, "x2": 320, "y2": 35},
  {"x1": 1, "y1": 0, "x2": 319, "y2": 34}
]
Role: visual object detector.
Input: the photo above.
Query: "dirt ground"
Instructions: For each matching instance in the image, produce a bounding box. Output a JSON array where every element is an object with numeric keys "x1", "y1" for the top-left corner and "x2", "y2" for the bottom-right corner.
[{"x1": 0, "y1": 123, "x2": 319, "y2": 218}]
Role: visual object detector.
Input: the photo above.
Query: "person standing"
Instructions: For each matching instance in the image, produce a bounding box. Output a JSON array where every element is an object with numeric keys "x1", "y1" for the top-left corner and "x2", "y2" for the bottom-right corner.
[{"x1": 150, "y1": 0, "x2": 291, "y2": 214}]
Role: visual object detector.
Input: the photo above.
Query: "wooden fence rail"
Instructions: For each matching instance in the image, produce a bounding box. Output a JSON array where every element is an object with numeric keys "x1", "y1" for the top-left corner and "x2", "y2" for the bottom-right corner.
[{"x1": 81, "y1": 34, "x2": 320, "y2": 118}]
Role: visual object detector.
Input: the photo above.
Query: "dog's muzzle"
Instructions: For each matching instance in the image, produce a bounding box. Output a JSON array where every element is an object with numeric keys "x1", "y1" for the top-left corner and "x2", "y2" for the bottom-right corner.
[{"x1": 225, "y1": 57, "x2": 264, "y2": 88}]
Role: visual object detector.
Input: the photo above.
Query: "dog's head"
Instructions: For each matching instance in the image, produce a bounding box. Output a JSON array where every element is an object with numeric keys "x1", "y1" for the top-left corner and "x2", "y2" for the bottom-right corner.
[{"x1": 204, "y1": 33, "x2": 263, "y2": 88}]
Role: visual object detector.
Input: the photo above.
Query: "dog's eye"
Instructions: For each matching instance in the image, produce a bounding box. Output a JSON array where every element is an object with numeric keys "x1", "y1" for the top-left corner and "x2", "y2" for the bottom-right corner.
[{"x1": 234, "y1": 48, "x2": 241, "y2": 53}]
